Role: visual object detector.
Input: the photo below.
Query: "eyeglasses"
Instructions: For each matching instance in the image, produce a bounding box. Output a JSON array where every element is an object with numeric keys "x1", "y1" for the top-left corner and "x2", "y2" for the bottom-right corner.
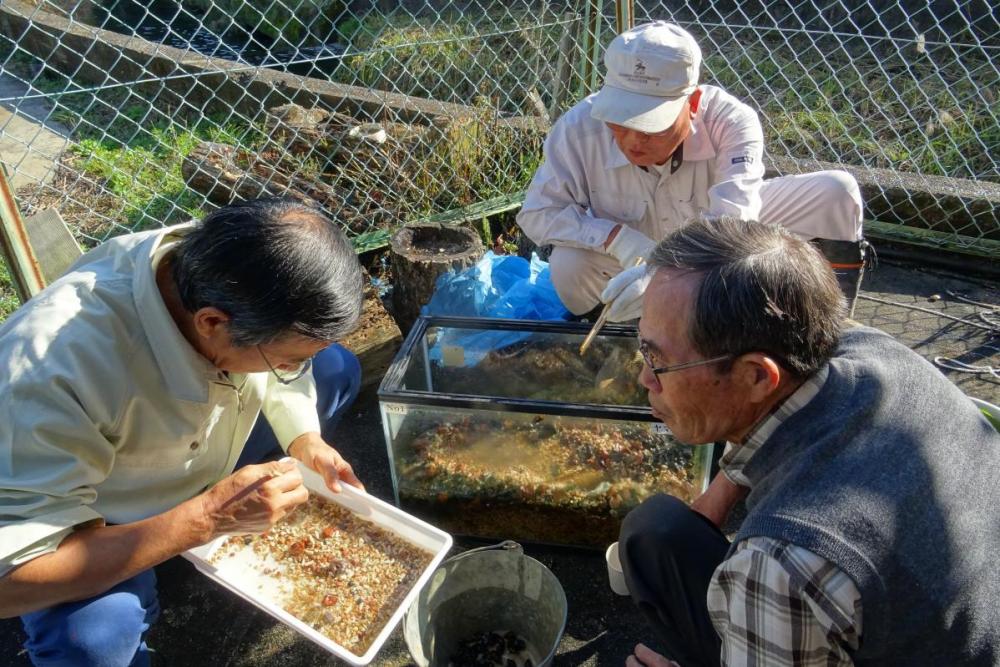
[
  {"x1": 258, "y1": 345, "x2": 313, "y2": 385},
  {"x1": 637, "y1": 335, "x2": 732, "y2": 376}
]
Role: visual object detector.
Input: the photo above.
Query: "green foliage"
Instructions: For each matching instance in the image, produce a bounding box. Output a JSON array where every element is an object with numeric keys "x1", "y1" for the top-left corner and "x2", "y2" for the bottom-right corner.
[
  {"x1": 180, "y1": 0, "x2": 346, "y2": 47},
  {"x1": 0, "y1": 260, "x2": 20, "y2": 321},
  {"x1": 702, "y1": 41, "x2": 999, "y2": 182},
  {"x1": 10, "y1": 49, "x2": 267, "y2": 239},
  {"x1": 61, "y1": 108, "x2": 265, "y2": 238},
  {"x1": 412, "y1": 108, "x2": 543, "y2": 212},
  {"x1": 335, "y1": 12, "x2": 560, "y2": 115},
  {"x1": 4, "y1": 10, "x2": 996, "y2": 276},
  {"x1": 982, "y1": 407, "x2": 1000, "y2": 434}
]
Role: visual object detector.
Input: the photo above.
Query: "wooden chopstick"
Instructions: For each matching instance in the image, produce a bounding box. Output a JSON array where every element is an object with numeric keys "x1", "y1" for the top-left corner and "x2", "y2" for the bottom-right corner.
[{"x1": 579, "y1": 257, "x2": 644, "y2": 355}]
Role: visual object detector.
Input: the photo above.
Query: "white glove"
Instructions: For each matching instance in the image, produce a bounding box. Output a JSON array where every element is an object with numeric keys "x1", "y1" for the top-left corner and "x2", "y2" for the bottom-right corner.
[
  {"x1": 600, "y1": 265, "x2": 652, "y2": 322},
  {"x1": 605, "y1": 226, "x2": 656, "y2": 270}
]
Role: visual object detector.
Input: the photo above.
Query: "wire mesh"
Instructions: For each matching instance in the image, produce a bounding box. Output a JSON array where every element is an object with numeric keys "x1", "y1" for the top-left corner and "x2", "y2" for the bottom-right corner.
[
  {"x1": 632, "y1": 0, "x2": 1000, "y2": 252},
  {"x1": 0, "y1": 0, "x2": 567, "y2": 253},
  {"x1": 0, "y1": 0, "x2": 997, "y2": 263}
]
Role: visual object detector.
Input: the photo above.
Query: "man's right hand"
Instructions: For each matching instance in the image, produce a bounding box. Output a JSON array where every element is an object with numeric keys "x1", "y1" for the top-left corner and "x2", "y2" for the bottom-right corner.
[
  {"x1": 0, "y1": 458, "x2": 308, "y2": 618},
  {"x1": 194, "y1": 458, "x2": 308, "y2": 542},
  {"x1": 605, "y1": 225, "x2": 657, "y2": 270}
]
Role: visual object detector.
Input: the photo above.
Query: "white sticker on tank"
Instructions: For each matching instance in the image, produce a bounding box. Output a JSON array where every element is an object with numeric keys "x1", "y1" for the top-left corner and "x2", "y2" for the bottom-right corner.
[{"x1": 442, "y1": 344, "x2": 465, "y2": 367}]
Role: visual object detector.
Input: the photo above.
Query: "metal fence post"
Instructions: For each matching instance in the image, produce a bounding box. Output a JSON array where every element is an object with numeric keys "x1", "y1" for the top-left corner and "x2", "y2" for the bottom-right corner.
[
  {"x1": 0, "y1": 167, "x2": 46, "y2": 303},
  {"x1": 578, "y1": 0, "x2": 606, "y2": 97},
  {"x1": 549, "y1": 12, "x2": 580, "y2": 120},
  {"x1": 616, "y1": 0, "x2": 633, "y2": 34}
]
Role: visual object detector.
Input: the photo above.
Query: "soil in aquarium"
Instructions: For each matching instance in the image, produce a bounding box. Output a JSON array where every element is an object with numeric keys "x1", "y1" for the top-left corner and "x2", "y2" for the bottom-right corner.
[
  {"x1": 395, "y1": 417, "x2": 703, "y2": 547},
  {"x1": 402, "y1": 494, "x2": 623, "y2": 547},
  {"x1": 432, "y1": 338, "x2": 647, "y2": 406}
]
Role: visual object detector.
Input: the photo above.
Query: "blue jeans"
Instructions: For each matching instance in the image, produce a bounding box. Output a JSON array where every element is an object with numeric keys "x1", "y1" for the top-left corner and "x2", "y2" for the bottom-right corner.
[{"x1": 19, "y1": 344, "x2": 361, "y2": 667}]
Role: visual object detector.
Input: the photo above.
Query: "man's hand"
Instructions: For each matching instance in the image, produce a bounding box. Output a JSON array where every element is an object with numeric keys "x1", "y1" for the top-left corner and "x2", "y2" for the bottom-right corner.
[
  {"x1": 626, "y1": 643, "x2": 680, "y2": 667},
  {"x1": 600, "y1": 265, "x2": 652, "y2": 322},
  {"x1": 288, "y1": 432, "x2": 364, "y2": 494},
  {"x1": 196, "y1": 458, "x2": 308, "y2": 540},
  {"x1": 690, "y1": 472, "x2": 748, "y2": 528},
  {"x1": 1, "y1": 458, "x2": 311, "y2": 618},
  {"x1": 605, "y1": 225, "x2": 657, "y2": 270}
]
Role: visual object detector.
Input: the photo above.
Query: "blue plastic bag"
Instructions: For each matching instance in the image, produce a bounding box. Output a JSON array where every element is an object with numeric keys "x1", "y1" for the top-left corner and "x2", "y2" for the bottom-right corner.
[
  {"x1": 421, "y1": 251, "x2": 569, "y2": 322},
  {"x1": 420, "y1": 251, "x2": 570, "y2": 364}
]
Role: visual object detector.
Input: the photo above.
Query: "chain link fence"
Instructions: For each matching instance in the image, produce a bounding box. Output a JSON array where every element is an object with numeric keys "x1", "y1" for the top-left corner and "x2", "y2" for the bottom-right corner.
[
  {"x1": 0, "y1": 0, "x2": 567, "y2": 255},
  {"x1": 634, "y1": 0, "x2": 1000, "y2": 252},
  {"x1": 0, "y1": 0, "x2": 997, "y2": 278}
]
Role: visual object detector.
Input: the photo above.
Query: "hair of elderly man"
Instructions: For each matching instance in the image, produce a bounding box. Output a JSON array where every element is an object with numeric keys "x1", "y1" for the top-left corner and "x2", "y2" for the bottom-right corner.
[
  {"x1": 171, "y1": 197, "x2": 364, "y2": 347},
  {"x1": 647, "y1": 216, "x2": 845, "y2": 377}
]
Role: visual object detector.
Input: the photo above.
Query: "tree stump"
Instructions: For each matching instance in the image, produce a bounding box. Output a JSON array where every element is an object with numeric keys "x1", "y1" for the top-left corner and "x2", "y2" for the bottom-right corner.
[{"x1": 390, "y1": 222, "x2": 484, "y2": 333}]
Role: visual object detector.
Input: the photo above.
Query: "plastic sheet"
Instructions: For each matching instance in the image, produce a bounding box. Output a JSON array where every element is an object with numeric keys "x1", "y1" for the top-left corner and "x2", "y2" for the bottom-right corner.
[
  {"x1": 420, "y1": 251, "x2": 569, "y2": 322},
  {"x1": 420, "y1": 252, "x2": 569, "y2": 363}
]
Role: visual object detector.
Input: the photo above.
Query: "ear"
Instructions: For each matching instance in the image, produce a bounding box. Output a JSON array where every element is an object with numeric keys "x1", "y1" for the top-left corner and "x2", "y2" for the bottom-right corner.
[
  {"x1": 688, "y1": 87, "x2": 703, "y2": 115},
  {"x1": 734, "y1": 352, "x2": 783, "y2": 404},
  {"x1": 191, "y1": 306, "x2": 230, "y2": 342}
]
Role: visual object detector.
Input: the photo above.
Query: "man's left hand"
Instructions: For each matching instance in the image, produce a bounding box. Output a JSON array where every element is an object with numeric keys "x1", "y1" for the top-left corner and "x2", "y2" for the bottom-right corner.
[
  {"x1": 288, "y1": 432, "x2": 364, "y2": 493},
  {"x1": 690, "y1": 471, "x2": 748, "y2": 528},
  {"x1": 626, "y1": 643, "x2": 680, "y2": 667},
  {"x1": 600, "y1": 265, "x2": 652, "y2": 322}
]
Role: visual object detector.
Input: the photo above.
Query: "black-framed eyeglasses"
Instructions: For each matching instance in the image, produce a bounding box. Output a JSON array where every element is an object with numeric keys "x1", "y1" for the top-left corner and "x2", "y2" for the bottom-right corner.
[
  {"x1": 637, "y1": 335, "x2": 732, "y2": 376},
  {"x1": 258, "y1": 345, "x2": 313, "y2": 385}
]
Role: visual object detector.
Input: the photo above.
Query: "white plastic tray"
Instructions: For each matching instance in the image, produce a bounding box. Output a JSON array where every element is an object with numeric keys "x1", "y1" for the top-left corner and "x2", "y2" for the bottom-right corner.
[{"x1": 183, "y1": 462, "x2": 452, "y2": 665}]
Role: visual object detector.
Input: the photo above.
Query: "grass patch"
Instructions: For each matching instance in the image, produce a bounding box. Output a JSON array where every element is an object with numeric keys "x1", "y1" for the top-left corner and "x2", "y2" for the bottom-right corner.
[
  {"x1": 6, "y1": 44, "x2": 269, "y2": 244},
  {"x1": 0, "y1": 259, "x2": 20, "y2": 321},
  {"x1": 335, "y1": 15, "x2": 998, "y2": 183},
  {"x1": 334, "y1": 11, "x2": 566, "y2": 115},
  {"x1": 699, "y1": 31, "x2": 1000, "y2": 181},
  {"x1": 416, "y1": 106, "x2": 543, "y2": 210},
  {"x1": 1, "y1": 12, "x2": 997, "y2": 276}
]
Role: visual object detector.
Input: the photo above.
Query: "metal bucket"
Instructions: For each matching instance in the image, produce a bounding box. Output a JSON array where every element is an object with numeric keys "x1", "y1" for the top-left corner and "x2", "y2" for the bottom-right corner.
[{"x1": 403, "y1": 541, "x2": 567, "y2": 667}]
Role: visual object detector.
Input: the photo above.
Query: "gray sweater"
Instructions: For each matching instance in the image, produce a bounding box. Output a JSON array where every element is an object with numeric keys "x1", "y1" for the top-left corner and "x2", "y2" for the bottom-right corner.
[{"x1": 734, "y1": 326, "x2": 1000, "y2": 665}]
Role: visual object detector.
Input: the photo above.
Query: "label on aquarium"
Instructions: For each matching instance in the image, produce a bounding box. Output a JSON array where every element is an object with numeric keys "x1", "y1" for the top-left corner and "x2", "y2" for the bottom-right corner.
[
  {"x1": 442, "y1": 344, "x2": 465, "y2": 367},
  {"x1": 385, "y1": 403, "x2": 409, "y2": 416},
  {"x1": 650, "y1": 423, "x2": 670, "y2": 435}
]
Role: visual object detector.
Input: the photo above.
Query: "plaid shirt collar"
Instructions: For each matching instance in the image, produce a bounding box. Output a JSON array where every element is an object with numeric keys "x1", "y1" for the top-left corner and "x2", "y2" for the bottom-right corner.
[{"x1": 720, "y1": 365, "x2": 830, "y2": 487}]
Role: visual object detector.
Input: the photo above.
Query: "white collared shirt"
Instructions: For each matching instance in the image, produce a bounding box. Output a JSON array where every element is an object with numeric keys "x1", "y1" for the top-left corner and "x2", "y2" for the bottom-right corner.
[
  {"x1": 517, "y1": 85, "x2": 765, "y2": 249},
  {"x1": 0, "y1": 223, "x2": 320, "y2": 577}
]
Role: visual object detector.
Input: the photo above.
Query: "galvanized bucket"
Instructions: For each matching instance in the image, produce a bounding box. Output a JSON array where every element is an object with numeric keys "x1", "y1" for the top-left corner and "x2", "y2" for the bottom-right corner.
[{"x1": 403, "y1": 541, "x2": 567, "y2": 667}]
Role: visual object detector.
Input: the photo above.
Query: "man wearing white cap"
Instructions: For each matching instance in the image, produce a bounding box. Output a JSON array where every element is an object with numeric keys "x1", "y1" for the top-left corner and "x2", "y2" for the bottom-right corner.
[{"x1": 517, "y1": 21, "x2": 867, "y2": 321}]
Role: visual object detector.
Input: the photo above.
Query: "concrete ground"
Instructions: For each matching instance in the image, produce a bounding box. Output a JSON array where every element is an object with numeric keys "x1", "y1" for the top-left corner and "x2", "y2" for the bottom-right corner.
[
  {"x1": 0, "y1": 73, "x2": 69, "y2": 189},
  {"x1": 0, "y1": 253, "x2": 997, "y2": 666}
]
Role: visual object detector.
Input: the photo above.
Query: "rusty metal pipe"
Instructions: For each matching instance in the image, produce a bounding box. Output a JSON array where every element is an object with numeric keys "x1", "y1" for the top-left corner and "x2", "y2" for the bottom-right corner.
[{"x1": 0, "y1": 165, "x2": 46, "y2": 303}]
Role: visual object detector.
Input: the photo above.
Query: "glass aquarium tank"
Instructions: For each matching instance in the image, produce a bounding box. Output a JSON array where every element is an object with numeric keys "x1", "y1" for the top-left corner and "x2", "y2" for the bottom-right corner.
[{"x1": 378, "y1": 316, "x2": 713, "y2": 547}]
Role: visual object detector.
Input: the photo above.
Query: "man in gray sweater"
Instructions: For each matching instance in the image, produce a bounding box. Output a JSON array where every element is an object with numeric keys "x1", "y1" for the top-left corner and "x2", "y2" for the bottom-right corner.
[{"x1": 619, "y1": 216, "x2": 1000, "y2": 667}]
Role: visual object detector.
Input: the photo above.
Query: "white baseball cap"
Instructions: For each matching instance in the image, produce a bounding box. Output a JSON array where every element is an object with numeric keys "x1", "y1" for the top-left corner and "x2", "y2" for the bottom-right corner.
[{"x1": 590, "y1": 22, "x2": 702, "y2": 133}]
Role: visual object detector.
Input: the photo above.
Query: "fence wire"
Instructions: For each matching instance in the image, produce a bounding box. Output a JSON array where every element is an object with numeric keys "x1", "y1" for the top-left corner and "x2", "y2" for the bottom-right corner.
[{"x1": 0, "y1": 0, "x2": 997, "y2": 262}]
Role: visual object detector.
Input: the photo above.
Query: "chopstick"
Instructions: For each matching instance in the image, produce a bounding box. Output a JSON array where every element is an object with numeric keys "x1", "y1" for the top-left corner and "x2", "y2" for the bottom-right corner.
[
  {"x1": 579, "y1": 257, "x2": 644, "y2": 355},
  {"x1": 578, "y1": 302, "x2": 612, "y2": 355}
]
